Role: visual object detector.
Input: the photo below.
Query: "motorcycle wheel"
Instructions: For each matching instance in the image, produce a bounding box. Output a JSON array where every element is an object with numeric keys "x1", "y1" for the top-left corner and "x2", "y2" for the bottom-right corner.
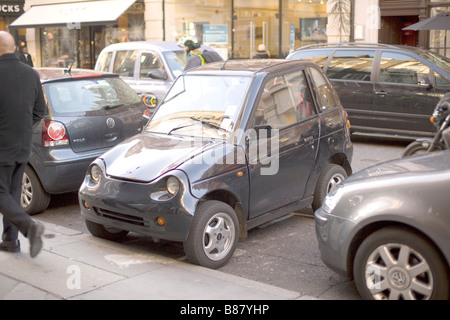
[{"x1": 402, "y1": 140, "x2": 445, "y2": 157}]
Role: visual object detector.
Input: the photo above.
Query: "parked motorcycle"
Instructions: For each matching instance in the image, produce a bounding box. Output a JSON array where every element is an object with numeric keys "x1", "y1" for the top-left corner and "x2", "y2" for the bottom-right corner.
[{"x1": 403, "y1": 93, "x2": 450, "y2": 157}]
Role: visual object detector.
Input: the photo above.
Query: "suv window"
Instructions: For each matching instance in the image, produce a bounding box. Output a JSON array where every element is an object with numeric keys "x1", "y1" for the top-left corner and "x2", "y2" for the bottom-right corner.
[
  {"x1": 327, "y1": 50, "x2": 375, "y2": 81},
  {"x1": 308, "y1": 67, "x2": 337, "y2": 111},
  {"x1": 113, "y1": 50, "x2": 137, "y2": 78},
  {"x1": 435, "y1": 71, "x2": 450, "y2": 87},
  {"x1": 255, "y1": 70, "x2": 316, "y2": 129},
  {"x1": 379, "y1": 52, "x2": 430, "y2": 85},
  {"x1": 139, "y1": 52, "x2": 164, "y2": 79},
  {"x1": 96, "y1": 51, "x2": 113, "y2": 72},
  {"x1": 289, "y1": 49, "x2": 332, "y2": 68}
]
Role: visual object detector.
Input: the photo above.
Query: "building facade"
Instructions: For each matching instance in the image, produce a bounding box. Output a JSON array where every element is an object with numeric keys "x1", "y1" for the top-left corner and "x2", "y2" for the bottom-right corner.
[{"x1": 3, "y1": 0, "x2": 449, "y2": 68}]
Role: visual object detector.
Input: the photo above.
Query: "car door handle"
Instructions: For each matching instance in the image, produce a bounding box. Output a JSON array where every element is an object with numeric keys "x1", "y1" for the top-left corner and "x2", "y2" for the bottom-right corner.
[{"x1": 375, "y1": 91, "x2": 388, "y2": 96}]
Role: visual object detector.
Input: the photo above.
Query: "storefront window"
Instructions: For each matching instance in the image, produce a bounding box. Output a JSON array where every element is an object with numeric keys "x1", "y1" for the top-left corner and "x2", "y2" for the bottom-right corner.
[
  {"x1": 429, "y1": 6, "x2": 449, "y2": 58},
  {"x1": 164, "y1": 0, "x2": 232, "y2": 59},
  {"x1": 40, "y1": 0, "x2": 144, "y2": 69}
]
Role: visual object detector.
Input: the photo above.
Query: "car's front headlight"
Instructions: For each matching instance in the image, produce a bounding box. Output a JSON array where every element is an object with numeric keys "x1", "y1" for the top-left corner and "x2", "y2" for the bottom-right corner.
[
  {"x1": 166, "y1": 176, "x2": 180, "y2": 196},
  {"x1": 90, "y1": 164, "x2": 103, "y2": 183},
  {"x1": 322, "y1": 185, "x2": 344, "y2": 213}
]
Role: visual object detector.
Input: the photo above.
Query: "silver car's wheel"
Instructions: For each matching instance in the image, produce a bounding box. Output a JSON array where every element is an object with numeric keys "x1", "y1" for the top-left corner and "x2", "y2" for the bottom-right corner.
[
  {"x1": 354, "y1": 228, "x2": 449, "y2": 300},
  {"x1": 184, "y1": 201, "x2": 239, "y2": 269}
]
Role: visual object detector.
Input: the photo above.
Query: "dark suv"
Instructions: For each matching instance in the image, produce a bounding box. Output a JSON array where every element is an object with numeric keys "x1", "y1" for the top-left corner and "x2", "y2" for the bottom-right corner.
[
  {"x1": 23, "y1": 68, "x2": 149, "y2": 215},
  {"x1": 287, "y1": 43, "x2": 450, "y2": 138},
  {"x1": 79, "y1": 59, "x2": 353, "y2": 269}
]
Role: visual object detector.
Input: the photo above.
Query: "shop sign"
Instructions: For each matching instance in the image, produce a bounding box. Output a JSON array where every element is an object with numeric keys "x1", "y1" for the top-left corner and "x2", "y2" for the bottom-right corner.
[{"x1": 0, "y1": 0, "x2": 24, "y2": 16}]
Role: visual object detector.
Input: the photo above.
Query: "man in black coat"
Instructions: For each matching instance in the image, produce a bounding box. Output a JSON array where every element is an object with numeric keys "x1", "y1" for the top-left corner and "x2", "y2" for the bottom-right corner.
[{"x1": 0, "y1": 31, "x2": 46, "y2": 258}]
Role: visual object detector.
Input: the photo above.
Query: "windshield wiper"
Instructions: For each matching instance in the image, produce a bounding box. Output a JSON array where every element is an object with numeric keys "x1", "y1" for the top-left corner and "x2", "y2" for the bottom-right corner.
[
  {"x1": 189, "y1": 116, "x2": 231, "y2": 134},
  {"x1": 104, "y1": 103, "x2": 125, "y2": 110}
]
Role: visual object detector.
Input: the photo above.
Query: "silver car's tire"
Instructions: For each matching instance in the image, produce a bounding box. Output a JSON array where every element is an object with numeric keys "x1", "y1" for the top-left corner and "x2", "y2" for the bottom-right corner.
[
  {"x1": 184, "y1": 201, "x2": 239, "y2": 269},
  {"x1": 354, "y1": 227, "x2": 449, "y2": 300}
]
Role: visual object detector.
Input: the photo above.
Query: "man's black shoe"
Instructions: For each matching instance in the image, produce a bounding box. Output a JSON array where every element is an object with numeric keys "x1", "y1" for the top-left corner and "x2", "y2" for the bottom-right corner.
[
  {"x1": 27, "y1": 221, "x2": 44, "y2": 258},
  {"x1": 0, "y1": 240, "x2": 20, "y2": 253}
]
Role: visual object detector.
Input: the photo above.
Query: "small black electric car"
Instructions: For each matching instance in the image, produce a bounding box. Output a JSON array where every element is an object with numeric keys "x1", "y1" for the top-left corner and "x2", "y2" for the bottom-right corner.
[{"x1": 79, "y1": 59, "x2": 353, "y2": 269}]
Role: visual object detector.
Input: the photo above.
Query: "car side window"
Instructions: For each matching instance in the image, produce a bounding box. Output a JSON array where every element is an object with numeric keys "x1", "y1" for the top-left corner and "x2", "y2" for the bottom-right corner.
[
  {"x1": 96, "y1": 51, "x2": 112, "y2": 72},
  {"x1": 113, "y1": 50, "x2": 137, "y2": 78},
  {"x1": 435, "y1": 71, "x2": 450, "y2": 87},
  {"x1": 379, "y1": 52, "x2": 430, "y2": 85},
  {"x1": 326, "y1": 50, "x2": 375, "y2": 81},
  {"x1": 139, "y1": 52, "x2": 164, "y2": 79},
  {"x1": 289, "y1": 49, "x2": 332, "y2": 68},
  {"x1": 308, "y1": 67, "x2": 337, "y2": 111},
  {"x1": 255, "y1": 70, "x2": 316, "y2": 129}
]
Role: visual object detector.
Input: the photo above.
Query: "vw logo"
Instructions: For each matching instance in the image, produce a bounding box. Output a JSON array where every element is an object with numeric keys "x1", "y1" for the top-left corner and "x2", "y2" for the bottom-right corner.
[{"x1": 106, "y1": 118, "x2": 115, "y2": 129}]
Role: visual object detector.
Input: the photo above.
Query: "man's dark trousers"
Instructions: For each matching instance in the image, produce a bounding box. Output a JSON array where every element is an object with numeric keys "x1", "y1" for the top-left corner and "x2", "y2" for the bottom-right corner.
[{"x1": 0, "y1": 162, "x2": 31, "y2": 241}]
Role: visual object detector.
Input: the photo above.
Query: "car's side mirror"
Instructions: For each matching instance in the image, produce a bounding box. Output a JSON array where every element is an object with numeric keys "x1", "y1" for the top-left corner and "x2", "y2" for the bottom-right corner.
[
  {"x1": 147, "y1": 69, "x2": 168, "y2": 80},
  {"x1": 418, "y1": 78, "x2": 433, "y2": 90}
]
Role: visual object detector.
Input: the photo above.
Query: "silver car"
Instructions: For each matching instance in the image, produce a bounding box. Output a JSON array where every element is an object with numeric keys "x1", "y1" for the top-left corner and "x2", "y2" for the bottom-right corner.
[
  {"x1": 315, "y1": 151, "x2": 450, "y2": 300},
  {"x1": 95, "y1": 41, "x2": 218, "y2": 111}
]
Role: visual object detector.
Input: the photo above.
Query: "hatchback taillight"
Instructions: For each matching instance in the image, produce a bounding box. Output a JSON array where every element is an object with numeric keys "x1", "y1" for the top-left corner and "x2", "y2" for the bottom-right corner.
[{"x1": 42, "y1": 120, "x2": 69, "y2": 147}]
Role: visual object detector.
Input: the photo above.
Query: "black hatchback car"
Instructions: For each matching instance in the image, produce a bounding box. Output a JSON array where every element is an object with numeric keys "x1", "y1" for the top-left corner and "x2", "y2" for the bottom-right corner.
[
  {"x1": 79, "y1": 59, "x2": 353, "y2": 269},
  {"x1": 287, "y1": 43, "x2": 450, "y2": 138},
  {"x1": 23, "y1": 68, "x2": 149, "y2": 215}
]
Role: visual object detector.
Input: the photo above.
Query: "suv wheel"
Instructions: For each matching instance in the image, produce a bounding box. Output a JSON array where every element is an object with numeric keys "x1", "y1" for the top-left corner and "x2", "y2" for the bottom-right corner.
[
  {"x1": 21, "y1": 166, "x2": 51, "y2": 215},
  {"x1": 184, "y1": 201, "x2": 239, "y2": 269},
  {"x1": 312, "y1": 164, "x2": 347, "y2": 210},
  {"x1": 354, "y1": 227, "x2": 449, "y2": 300}
]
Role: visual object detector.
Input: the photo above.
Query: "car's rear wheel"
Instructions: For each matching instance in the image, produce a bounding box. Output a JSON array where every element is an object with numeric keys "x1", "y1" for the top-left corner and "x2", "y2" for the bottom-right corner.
[
  {"x1": 21, "y1": 166, "x2": 51, "y2": 215},
  {"x1": 354, "y1": 227, "x2": 449, "y2": 300},
  {"x1": 85, "y1": 220, "x2": 129, "y2": 241},
  {"x1": 312, "y1": 164, "x2": 347, "y2": 210},
  {"x1": 184, "y1": 201, "x2": 239, "y2": 269}
]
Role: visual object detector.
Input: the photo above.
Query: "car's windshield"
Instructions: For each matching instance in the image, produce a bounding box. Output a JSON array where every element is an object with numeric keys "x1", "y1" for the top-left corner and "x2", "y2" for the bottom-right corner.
[
  {"x1": 163, "y1": 50, "x2": 187, "y2": 78},
  {"x1": 417, "y1": 50, "x2": 450, "y2": 75},
  {"x1": 44, "y1": 77, "x2": 141, "y2": 115},
  {"x1": 145, "y1": 74, "x2": 252, "y2": 139}
]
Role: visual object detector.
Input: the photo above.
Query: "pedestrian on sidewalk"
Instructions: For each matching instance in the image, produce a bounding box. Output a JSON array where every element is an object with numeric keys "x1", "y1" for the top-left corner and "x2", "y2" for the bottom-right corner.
[
  {"x1": 0, "y1": 31, "x2": 45, "y2": 258},
  {"x1": 182, "y1": 36, "x2": 223, "y2": 71}
]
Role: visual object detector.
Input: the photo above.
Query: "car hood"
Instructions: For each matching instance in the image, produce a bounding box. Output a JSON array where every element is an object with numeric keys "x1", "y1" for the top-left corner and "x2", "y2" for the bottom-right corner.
[
  {"x1": 99, "y1": 133, "x2": 218, "y2": 182},
  {"x1": 345, "y1": 151, "x2": 450, "y2": 185}
]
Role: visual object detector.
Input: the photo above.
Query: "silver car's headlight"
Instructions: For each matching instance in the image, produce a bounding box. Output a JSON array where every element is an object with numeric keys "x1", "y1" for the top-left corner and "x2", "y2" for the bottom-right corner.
[
  {"x1": 322, "y1": 185, "x2": 344, "y2": 213},
  {"x1": 90, "y1": 164, "x2": 103, "y2": 183}
]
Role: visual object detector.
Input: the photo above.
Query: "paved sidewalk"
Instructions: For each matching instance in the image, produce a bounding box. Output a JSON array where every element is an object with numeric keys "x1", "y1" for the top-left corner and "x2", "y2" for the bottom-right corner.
[{"x1": 0, "y1": 221, "x2": 313, "y2": 300}]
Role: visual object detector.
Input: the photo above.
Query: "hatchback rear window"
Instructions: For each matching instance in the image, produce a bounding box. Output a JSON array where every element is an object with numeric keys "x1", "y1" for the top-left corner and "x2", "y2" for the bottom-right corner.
[{"x1": 44, "y1": 78, "x2": 141, "y2": 116}]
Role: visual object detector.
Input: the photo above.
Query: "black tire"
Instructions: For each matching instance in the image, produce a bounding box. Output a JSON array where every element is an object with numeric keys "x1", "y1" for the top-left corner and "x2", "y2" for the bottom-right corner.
[
  {"x1": 85, "y1": 219, "x2": 129, "y2": 241},
  {"x1": 402, "y1": 141, "x2": 430, "y2": 157},
  {"x1": 312, "y1": 164, "x2": 347, "y2": 211},
  {"x1": 354, "y1": 227, "x2": 449, "y2": 300},
  {"x1": 183, "y1": 201, "x2": 239, "y2": 269},
  {"x1": 21, "y1": 165, "x2": 51, "y2": 215}
]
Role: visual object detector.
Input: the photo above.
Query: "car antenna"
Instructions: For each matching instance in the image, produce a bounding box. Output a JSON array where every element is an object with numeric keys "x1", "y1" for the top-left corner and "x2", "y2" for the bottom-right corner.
[
  {"x1": 221, "y1": 50, "x2": 234, "y2": 70},
  {"x1": 65, "y1": 40, "x2": 81, "y2": 75}
]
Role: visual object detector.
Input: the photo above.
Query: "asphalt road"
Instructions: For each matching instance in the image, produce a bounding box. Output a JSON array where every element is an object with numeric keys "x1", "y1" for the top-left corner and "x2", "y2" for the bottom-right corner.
[{"x1": 34, "y1": 134, "x2": 411, "y2": 300}]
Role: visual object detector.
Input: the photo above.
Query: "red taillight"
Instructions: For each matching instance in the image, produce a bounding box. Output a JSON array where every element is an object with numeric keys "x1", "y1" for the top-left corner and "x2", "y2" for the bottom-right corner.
[
  {"x1": 143, "y1": 108, "x2": 152, "y2": 120},
  {"x1": 42, "y1": 121, "x2": 69, "y2": 147}
]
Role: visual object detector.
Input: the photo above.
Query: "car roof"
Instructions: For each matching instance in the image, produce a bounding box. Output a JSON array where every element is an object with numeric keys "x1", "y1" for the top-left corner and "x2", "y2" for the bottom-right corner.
[
  {"x1": 35, "y1": 67, "x2": 118, "y2": 83},
  {"x1": 184, "y1": 59, "x2": 316, "y2": 76},
  {"x1": 98, "y1": 41, "x2": 184, "y2": 53},
  {"x1": 293, "y1": 42, "x2": 431, "y2": 55}
]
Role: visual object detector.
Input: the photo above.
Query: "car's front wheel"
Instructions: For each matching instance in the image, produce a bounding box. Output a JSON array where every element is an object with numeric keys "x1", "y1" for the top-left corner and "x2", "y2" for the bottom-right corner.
[
  {"x1": 354, "y1": 227, "x2": 449, "y2": 300},
  {"x1": 85, "y1": 220, "x2": 129, "y2": 241},
  {"x1": 184, "y1": 201, "x2": 239, "y2": 269}
]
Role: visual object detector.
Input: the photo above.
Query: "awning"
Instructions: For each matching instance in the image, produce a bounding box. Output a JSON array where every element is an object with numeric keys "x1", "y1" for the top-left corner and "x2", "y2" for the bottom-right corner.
[{"x1": 8, "y1": 0, "x2": 136, "y2": 29}]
